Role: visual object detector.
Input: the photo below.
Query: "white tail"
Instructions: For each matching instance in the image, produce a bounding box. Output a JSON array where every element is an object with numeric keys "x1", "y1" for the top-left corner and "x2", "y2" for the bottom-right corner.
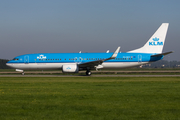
[{"x1": 128, "y1": 23, "x2": 169, "y2": 54}]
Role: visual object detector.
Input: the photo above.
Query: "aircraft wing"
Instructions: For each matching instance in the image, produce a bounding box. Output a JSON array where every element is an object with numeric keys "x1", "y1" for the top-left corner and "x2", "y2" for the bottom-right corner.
[
  {"x1": 79, "y1": 47, "x2": 120, "y2": 69},
  {"x1": 78, "y1": 59, "x2": 104, "y2": 69}
]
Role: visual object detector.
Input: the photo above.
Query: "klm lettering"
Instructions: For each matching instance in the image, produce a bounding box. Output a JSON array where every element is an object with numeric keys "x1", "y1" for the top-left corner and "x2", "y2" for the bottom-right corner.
[{"x1": 149, "y1": 42, "x2": 163, "y2": 46}]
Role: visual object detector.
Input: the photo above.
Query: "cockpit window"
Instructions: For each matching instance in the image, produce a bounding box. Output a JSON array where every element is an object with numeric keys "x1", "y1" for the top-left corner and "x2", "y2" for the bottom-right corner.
[{"x1": 13, "y1": 58, "x2": 19, "y2": 61}]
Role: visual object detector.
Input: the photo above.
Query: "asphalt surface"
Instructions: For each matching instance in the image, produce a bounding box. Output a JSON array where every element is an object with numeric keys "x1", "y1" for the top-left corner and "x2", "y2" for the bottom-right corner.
[
  {"x1": 1, "y1": 70, "x2": 180, "y2": 74},
  {"x1": 1, "y1": 70, "x2": 180, "y2": 77},
  {"x1": 0, "y1": 75, "x2": 180, "y2": 77}
]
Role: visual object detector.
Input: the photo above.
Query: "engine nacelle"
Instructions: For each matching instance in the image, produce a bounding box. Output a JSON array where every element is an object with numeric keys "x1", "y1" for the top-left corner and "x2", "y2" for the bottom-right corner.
[{"x1": 62, "y1": 64, "x2": 79, "y2": 73}]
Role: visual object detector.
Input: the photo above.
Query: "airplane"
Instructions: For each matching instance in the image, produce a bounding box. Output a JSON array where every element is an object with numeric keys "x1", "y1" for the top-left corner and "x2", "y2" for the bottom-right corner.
[{"x1": 6, "y1": 23, "x2": 173, "y2": 75}]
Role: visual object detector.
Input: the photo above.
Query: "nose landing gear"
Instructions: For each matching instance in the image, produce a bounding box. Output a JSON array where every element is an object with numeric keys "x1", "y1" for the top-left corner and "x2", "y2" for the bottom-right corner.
[{"x1": 86, "y1": 70, "x2": 91, "y2": 76}]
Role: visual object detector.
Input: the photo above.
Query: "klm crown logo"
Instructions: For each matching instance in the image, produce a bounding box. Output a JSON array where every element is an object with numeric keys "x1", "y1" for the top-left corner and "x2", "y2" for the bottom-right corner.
[
  {"x1": 37, "y1": 54, "x2": 46, "y2": 59},
  {"x1": 66, "y1": 67, "x2": 71, "y2": 70},
  {"x1": 149, "y1": 37, "x2": 163, "y2": 46},
  {"x1": 153, "y1": 37, "x2": 159, "y2": 41}
]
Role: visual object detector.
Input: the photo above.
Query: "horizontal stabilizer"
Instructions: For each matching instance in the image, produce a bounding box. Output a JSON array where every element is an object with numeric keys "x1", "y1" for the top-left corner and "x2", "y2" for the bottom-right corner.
[{"x1": 151, "y1": 51, "x2": 173, "y2": 57}]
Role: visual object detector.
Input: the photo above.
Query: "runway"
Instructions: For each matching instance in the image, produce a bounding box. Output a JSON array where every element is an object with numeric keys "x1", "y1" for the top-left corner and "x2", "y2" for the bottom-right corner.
[
  {"x1": 1, "y1": 70, "x2": 180, "y2": 77},
  {"x1": 0, "y1": 75, "x2": 180, "y2": 77}
]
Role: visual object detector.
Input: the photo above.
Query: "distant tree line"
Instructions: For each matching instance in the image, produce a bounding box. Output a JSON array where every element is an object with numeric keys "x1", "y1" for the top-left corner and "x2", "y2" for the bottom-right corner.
[
  {"x1": 0, "y1": 59, "x2": 10, "y2": 69},
  {"x1": 140, "y1": 60, "x2": 180, "y2": 68},
  {"x1": 0, "y1": 59, "x2": 180, "y2": 69}
]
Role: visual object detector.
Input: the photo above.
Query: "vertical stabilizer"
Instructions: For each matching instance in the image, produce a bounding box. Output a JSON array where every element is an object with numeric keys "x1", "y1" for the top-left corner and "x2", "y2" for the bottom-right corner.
[{"x1": 128, "y1": 23, "x2": 169, "y2": 54}]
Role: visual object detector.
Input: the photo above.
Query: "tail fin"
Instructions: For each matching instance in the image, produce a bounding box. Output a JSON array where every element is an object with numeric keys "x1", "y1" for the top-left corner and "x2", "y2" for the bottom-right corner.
[{"x1": 128, "y1": 23, "x2": 169, "y2": 54}]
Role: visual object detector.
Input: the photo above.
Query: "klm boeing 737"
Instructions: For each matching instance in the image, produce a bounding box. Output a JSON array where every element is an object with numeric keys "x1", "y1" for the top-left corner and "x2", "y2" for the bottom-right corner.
[{"x1": 6, "y1": 23, "x2": 173, "y2": 75}]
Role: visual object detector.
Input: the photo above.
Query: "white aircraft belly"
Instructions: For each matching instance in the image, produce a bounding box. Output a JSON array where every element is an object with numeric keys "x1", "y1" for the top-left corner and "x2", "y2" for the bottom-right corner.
[
  {"x1": 7, "y1": 63, "x2": 74, "y2": 70},
  {"x1": 7, "y1": 62, "x2": 148, "y2": 70},
  {"x1": 102, "y1": 62, "x2": 148, "y2": 69}
]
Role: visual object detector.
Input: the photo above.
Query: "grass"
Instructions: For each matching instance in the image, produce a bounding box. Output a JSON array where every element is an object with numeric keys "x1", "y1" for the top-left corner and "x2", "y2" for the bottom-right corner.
[{"x1": 0, "y1": 77, "x2": 180, "y2": 120}]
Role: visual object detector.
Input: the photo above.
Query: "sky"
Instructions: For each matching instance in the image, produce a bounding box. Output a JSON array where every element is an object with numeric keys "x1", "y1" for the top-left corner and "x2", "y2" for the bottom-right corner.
[{"x1": 0, "y1": 0, "x2": 180, "y2": 61}]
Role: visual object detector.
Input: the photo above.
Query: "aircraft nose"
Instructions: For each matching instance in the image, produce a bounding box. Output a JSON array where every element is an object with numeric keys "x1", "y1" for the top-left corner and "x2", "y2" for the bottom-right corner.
[
  {"x1": 6, "y1": 62, "x2": 10, "y2": 66},
  {"x1": 6, "y1": 62, "x2": 13, "y2": 68}
]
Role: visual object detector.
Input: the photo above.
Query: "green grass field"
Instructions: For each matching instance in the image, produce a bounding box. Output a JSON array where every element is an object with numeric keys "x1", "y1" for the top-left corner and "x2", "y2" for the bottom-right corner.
[{"x1": 0, "y1": 77, "x2": 180, "y2": 120}]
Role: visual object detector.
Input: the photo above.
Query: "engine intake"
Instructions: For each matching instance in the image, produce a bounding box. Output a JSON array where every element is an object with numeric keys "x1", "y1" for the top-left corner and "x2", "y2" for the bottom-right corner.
[{"x1": 62, "y1": 64, "x2": 79, "y2": 73}]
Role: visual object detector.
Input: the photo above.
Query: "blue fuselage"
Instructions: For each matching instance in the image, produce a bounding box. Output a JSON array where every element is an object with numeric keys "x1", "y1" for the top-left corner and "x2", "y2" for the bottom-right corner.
[{"x1": 6, "y1": 52, "x2": 163, "y2": 70}]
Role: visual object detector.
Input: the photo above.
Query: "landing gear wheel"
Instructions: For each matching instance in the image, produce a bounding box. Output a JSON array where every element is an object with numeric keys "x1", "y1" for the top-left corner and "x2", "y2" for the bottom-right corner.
[
  {"x1": 22, "y1": 72, "x2": 25, "y2": 75},
  {"x1": 86, "y1": 71, "x2": 91, "y2": 76}
]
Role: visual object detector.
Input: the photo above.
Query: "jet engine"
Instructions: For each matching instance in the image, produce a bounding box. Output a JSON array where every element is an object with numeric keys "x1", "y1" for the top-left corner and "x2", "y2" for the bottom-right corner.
[{"x1": 62, "y1": 64, "x2": 79, "y2": 73}]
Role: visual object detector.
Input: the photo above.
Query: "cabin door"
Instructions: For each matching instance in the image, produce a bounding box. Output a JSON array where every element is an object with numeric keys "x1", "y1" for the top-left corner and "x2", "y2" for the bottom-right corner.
[
  {"x1": 138, "y1": 55, "x2": 142, "y2": 63},
  {"x1": 24, "y1": 56, "x2": 29, "y2": 64}
]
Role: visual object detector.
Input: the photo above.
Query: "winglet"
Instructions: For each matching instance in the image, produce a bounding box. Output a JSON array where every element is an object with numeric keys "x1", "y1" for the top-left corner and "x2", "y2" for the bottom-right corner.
[{"x1": 111, "y1": 47, "x2": 120, "y2": 59}]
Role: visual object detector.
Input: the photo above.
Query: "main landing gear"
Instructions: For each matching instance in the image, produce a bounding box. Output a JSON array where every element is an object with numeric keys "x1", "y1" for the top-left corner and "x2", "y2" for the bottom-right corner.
[{"x1": 86, "y1": 70, "x2": 91, "y2": 76}]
